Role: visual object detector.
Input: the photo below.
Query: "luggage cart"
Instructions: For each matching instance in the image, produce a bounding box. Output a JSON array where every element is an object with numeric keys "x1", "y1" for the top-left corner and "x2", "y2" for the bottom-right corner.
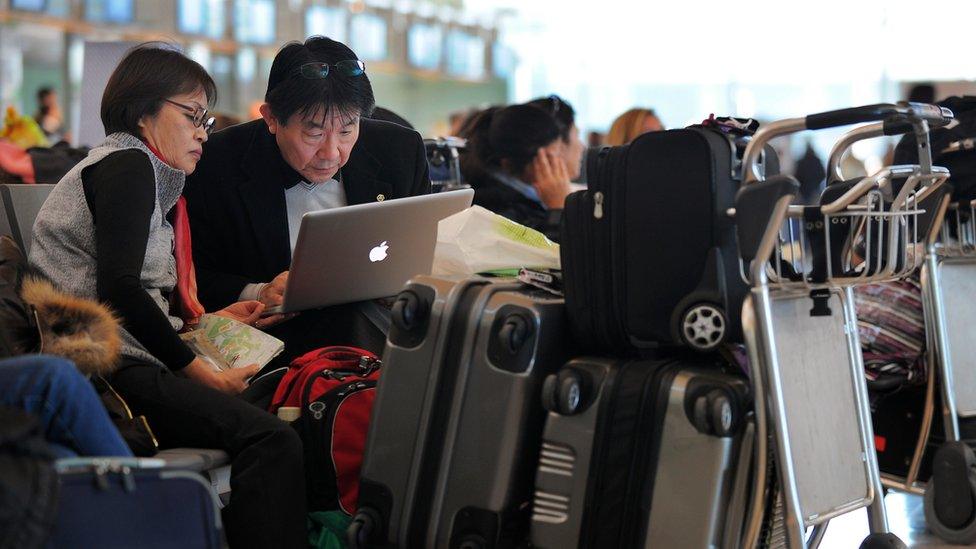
[
  {"x1": 830, "y1": 116, "x2": 976, "y2": 543},
  {"x1": 734, "y1": 103, "x2": 952, "y2": 548}
]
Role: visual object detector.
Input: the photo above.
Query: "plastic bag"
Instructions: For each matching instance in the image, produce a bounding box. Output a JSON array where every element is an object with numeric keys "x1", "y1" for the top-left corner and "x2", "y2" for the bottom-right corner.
[{"x1": 432, "y1": 206, "x2": 560, "y2": 277}]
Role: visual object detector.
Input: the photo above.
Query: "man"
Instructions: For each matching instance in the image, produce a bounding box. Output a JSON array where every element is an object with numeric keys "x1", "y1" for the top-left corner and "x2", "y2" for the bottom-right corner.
[{"x1": 184, "y1": 36, "x2": 430, "y2": 360}]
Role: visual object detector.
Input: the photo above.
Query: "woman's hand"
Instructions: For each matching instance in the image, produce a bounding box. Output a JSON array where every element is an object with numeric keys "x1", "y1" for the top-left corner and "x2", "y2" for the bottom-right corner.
[
  {"x1": 531, "y1": 149, "x2": 573, "y2": 209},
  {"x1": 183, "y1": 357, "x2": 259, "y2": 395},
  {"x1": 214, "y1": 300, "x2": 265, "y2": 325}
]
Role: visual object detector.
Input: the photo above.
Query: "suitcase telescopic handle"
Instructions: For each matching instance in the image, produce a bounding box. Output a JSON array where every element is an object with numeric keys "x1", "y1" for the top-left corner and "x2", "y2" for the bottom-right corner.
[{"x1": 742, "y1": 102, "x2": 953, "y2": 184}]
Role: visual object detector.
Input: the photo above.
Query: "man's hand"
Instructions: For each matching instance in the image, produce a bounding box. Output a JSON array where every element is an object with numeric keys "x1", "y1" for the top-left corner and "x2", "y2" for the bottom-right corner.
[
  {"x1": 214, "y1": 300, "x2": 265, "y2": 325},
  {"x1": 531, "y1": 149, "x2": 572, "y2": 209},
  {"x1": 254, "y1": 271, "x2": 298, "y2": 328},
  {"x1": 183, "y1": 358, "x2": 260, "y2": 395},
  {"x1": 258, "y1": 271, "x2": 289, "y2": 308}
]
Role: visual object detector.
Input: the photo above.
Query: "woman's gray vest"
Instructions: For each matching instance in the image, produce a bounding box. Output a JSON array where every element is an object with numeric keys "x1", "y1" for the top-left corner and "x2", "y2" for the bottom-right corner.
[{"x1": 30, "y1": 132, "x2": 186, "y2": 368}]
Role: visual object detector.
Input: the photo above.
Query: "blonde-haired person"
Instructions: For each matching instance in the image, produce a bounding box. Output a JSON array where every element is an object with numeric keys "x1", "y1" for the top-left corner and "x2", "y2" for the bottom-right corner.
[{"x1": 605, "y1": 107, "x2": 664, "y2": 146}]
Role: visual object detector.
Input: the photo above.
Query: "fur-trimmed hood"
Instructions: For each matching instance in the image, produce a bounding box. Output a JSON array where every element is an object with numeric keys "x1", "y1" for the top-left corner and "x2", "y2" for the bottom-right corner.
[{"x1": 0, "y1": 236, "x2": 121, "y2": 375}]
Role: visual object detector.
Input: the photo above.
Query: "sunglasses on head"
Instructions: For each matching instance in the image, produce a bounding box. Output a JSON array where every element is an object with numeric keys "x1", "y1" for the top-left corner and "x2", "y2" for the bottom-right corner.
[
  {"x1": 293, "y1": 60, "x2": 367, "y2": 79},
  {"x1": 547, "y1": 94, "x2": 563, "y2": 116},
  {"x1": 164, "y1": 99, "x2": 216, "y2": 134}
]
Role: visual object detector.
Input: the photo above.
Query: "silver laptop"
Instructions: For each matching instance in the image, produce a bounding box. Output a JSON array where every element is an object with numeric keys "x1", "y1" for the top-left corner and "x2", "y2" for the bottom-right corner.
[{"x1": 267, "y1": 189, "x2": 473, "y2": 314}]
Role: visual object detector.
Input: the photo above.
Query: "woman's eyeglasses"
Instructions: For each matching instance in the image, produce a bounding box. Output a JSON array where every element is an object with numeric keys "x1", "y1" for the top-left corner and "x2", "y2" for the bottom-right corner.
[
  {"x1": 293, "y1": 60, "x2": 367, "y2": 79},
  {"x1": 164, "y1": 99, "x2": 216, "y2": 134}
]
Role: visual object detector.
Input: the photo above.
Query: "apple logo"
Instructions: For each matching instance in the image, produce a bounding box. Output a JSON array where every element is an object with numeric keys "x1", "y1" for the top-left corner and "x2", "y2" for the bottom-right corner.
[{"x1": 369, "y1": 241, "x2": 390, "y2": 263}]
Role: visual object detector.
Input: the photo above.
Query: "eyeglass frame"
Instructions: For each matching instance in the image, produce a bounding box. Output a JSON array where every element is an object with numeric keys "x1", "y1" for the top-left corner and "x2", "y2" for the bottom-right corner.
[
  {"x1": 164, "y1": 99, "x2": 216, "y2": 134},
  {"x1": 292, "y1": 60, "x2": 367, "y2": 80}
]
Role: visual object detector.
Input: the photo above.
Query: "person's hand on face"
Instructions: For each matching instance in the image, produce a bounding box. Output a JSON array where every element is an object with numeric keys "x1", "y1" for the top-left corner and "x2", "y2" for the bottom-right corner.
[
  {"x1": 261, "y1": 104, "x2": 361, "y2": 184},
  {"x1": 138, "y1": 89, "x2": 210, "y2": 175},
  {"x1": 531, "y1": 148, "x2": 573, "y2": 210}
]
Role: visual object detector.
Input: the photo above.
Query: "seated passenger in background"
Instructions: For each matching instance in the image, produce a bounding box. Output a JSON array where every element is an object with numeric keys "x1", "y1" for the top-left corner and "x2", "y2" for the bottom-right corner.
[
  {"x1": 525, "y1": 95, "x2": 586, "y2": 181},
  {"x1": 29, "y1": 44, "x2": 307, "y2": 549},
  {"x1": 605, "y1": 107, "x2": 664, "y2": 146},
  {"x1": 461, "y1": 102, "x2": 577, "y2": 241},
  {"x1": 184, "y1": 36, "x2": 430, "y2": 359}
]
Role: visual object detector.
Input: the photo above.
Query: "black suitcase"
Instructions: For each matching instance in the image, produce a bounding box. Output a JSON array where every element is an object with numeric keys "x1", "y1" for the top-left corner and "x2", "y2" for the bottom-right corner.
[
  {"x1": 530, "y1": 356, "x2": 753, "y2": 548},
  {"x1": 561, "y1": 125, "x2": 778, "y2": 354},
  {"x1": 51, "y1": 457, "x2": 223, "y2": 549},
  {"x1": 351, "y1": 276, "x2": 570, "y2": 549}
]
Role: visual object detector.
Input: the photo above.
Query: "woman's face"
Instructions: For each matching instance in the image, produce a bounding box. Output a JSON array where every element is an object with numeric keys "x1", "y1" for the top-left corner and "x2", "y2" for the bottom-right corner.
[
  {"x1": 138, "y1": 88, "x2": 209, "y2": 175},
  {"x1": 561, "y1": 124, "x2": 585, "y2": 180},
  {"x1": 541, "y1": 124, "x2": 584, "y2": 181}
]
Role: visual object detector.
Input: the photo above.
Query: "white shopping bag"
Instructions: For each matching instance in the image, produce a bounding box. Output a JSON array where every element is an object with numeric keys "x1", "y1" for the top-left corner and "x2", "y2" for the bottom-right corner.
[{"x1": 432, "y1": 206, "x2": 560, "y2": 277}]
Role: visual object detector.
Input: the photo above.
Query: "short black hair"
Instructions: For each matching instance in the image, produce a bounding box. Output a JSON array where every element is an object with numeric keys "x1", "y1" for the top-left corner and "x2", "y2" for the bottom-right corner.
[
  {"x1": 101, "y1": 43, "x2": 217, "y2": 136},
  {"x1": 265, "y1": 36, "x2": 375, "y2": 126},
  {"x1": 527, "y1": 95, "x2": 576, "y2": 142},
  {"x1": 36, "y1": 87, "x2": 54, "y2": 101}
]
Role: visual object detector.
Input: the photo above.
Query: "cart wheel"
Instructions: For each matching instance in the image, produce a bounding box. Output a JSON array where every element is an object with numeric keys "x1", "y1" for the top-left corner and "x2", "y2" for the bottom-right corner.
[
  {"x1": 680, "y1": 303, "x2": 727, "y2": 352},
  {"x1": 858, "y1": 532, "x2": 907, "y2": 548},
  {"x1": 924, "y1": 442, "x2": 976, "y2": 544}
]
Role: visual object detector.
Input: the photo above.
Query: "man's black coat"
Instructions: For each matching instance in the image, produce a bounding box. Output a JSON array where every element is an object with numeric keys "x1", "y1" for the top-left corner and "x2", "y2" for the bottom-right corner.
[{"x1": 184, "y1": 118, "x2": 430, "y2": 310}]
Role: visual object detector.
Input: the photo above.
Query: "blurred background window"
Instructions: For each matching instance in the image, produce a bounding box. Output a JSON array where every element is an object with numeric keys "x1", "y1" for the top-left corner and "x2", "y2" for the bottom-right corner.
[
  {"x1": 178, "y1": 0, "x2": 226, "y2": 39},
  {"x1": 408, "y1": 22, "x2": 443, "y2": 71},
  {"x1": 305, "y1": 5, "x2": 347, "y2": 43},
  {"x1": 445, "y1": 30, "x2": 484, "y2": 80},
  {"x1": 350, "y1": 12, "x2": 387, "y2": 61},
  {"x1": 234, "y1": 0, "x2": 275, "y2": 45},
  {"x1": 85, "y1": 0, "x2": 134, "y2": 24}
]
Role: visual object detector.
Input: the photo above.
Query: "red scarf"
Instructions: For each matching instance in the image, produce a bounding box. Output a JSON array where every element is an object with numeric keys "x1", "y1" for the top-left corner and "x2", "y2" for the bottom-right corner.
[{"x1": 143, "y1": 141, "x2": 206, "y2": 328}]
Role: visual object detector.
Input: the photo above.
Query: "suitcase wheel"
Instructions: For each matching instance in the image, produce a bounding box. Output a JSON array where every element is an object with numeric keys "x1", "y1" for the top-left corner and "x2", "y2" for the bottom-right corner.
[
  {"x1": 690, "y1": 387, "x2": 741, "y2": 437},
  {"x1": 391, "y1": 290, "x2": 429, "y2": 331},
  {"x1": 347, "y1": 507, "x2": 381, "y2": 549},
  {"x1": 923, "y1": 442, "x2": 976, "y2": 544},
  {"x1": 679, "y1": 303, "x2": 727, "y2": 352},
  {"x1": 542, "y1": 370, "x2": 584, "y2": 416},
  {"x1": 497, "y1": 314, "x2": 532, "y2": 354}
]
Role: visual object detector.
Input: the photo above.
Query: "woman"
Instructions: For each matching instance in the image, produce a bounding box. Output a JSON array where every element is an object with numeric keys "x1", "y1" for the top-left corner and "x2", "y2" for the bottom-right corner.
[
  {"x1": 34, "y1": 87, "x2": 67, "y2": 142},
  {"x1": 605, "y1": 107, "x2": 664, "y2": 146},
  {"x1": 461, "y1": 103, "x2": 575, "y2": 241},
  {"x1": 29, "y1": 44, "x2": 306, "y2": 549},
  {"x1": 526, "y1": 95, "x2": 585, "y2": 181}
]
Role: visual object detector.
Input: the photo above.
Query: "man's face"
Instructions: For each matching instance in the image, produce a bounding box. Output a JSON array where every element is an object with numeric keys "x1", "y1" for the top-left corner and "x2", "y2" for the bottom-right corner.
[{"x1": 262, "y1": 104, "x2": 361, "y2": 184}]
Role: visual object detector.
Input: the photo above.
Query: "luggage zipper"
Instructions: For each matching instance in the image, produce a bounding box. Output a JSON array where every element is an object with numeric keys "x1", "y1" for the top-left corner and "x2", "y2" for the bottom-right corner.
[
  {"x1": 596, "y1": 147, "x2": 622, "y2": 348},
  {"x1": 273, "y1": 348, "x2": 374, "y2": 410},
  {"x1": 593, "y1": 191, "x2": 604, "y2": 219},
  {"x1": 90, "y1": 460, "x2": 137, "y2": 492},
  {"x1": 568, "y1": 192, "x2": 597, "y2": 344},
  {"x1": 300, "y1": 359, "x2": 378, "y2": 415},
  {"x1": 620, "y1": 361, "x2": 680, "y2": 546}
]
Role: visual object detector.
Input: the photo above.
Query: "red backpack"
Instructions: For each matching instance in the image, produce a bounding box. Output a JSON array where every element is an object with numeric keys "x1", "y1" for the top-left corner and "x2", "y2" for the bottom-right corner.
[{"x1": 269, "y1": 346, "x2": 381, "y2": 514}]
